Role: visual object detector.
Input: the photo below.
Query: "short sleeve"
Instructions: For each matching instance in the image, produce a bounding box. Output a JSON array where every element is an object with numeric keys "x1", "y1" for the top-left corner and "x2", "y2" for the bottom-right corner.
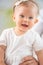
[
  {"x1": 33, "y1": 33, "x2": 43, "y2": 51},
  {"x1": 0, "y1": 30, "x2": 7, "y2": 46}
]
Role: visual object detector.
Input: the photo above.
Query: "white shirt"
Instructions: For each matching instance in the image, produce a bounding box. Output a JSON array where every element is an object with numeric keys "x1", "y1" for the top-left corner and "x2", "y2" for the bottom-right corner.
[{"x1": 0, "y1": 28, "x2": 43, "y2": 65}]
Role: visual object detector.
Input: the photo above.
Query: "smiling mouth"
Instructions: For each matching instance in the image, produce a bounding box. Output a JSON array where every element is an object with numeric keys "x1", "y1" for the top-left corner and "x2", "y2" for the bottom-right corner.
[{"x1": 21, "y1": 24, "x2": 28, "y2": 27}]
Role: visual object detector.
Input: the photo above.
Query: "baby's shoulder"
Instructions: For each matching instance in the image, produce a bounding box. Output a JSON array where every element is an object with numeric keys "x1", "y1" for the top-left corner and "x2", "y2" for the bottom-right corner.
[
  {"x1": 2, "y1": 28, "x2": 13, "y2": 33},
  {"x1": 1, "y1": 28, "x2": 14, "y2": 37},
  {"x1": 25, "y1": 29, "x2": 39, "y2": 37},
  {"x1": 25, "y1": 29, "x2": 41, "y2": 41}
]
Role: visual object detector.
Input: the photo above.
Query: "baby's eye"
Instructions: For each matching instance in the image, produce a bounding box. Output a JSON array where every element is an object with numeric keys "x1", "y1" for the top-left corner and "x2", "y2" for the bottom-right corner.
[
  {"x1": 29, "y1": 17, "x2": 33, "y2": 19},
  {"x1": 20, "y1": 15, "x2": 24, "y2": 18}
]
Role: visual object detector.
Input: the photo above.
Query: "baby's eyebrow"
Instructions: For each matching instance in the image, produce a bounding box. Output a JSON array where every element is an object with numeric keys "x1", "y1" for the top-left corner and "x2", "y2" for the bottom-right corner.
[{"x1": 20, "y1": 15, "x2": 24, "y2": 17}]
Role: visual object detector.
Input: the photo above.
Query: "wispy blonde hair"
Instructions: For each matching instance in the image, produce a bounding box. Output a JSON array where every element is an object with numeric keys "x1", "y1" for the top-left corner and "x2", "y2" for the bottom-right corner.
[{"x1": 13, "y1": 0, "x2": 39, "y2": 15}]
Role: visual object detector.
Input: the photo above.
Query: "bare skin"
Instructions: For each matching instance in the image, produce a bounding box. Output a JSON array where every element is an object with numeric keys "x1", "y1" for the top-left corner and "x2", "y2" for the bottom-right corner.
[
  {"x1": 0, "y1": 45, "x2": 7, "y2": 65},
  {"x1": 19, "y1": 56, "x2": 39, "y2": 65},
  {"x1": 36, "y1": 50, "x2": 43, "y2": 65}
]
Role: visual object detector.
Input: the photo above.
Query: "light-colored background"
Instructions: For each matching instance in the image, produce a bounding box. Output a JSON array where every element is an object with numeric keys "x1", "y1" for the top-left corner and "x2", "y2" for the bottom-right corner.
[{"x1": 0, "y1": 0, "x2": 43, "y2": 34}]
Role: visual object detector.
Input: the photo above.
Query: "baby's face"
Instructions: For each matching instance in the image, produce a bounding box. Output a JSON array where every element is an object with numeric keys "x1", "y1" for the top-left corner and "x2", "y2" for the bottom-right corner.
[{"x1": 13, "y1": 5, "x2": 38, "y2": 32}]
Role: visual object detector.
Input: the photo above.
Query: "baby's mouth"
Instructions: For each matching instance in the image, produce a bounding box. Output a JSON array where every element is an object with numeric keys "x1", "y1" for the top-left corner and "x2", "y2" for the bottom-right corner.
[{"x1": 21, "y1": 24, "x2": 28, "y2": 27}]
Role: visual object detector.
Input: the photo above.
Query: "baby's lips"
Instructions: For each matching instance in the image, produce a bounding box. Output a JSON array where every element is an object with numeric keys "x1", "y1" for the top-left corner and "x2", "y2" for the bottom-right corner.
[{"x1": 21, "y1": 24, "x2": 28, "y2": 27}]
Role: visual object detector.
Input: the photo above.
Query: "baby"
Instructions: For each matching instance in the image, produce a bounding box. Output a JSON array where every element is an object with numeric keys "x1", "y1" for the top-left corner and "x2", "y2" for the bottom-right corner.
[{"x1": 0, "y1": 0, "x2": 43, "y2": 65}]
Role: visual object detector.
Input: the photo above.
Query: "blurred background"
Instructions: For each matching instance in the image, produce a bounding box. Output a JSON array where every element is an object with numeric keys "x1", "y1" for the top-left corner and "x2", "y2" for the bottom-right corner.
[{"x1": 0, "y1": 0, "x2": 43, "y2": 34}]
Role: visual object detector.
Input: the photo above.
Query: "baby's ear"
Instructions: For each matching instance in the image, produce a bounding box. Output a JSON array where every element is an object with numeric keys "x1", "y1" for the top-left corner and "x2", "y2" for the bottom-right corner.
[
  {"x1": 12, "y1": 15, "x2": 15, "y2": 22},
  {"x1": 34, "y1": 19, "x2": 38, "y2": 24}
]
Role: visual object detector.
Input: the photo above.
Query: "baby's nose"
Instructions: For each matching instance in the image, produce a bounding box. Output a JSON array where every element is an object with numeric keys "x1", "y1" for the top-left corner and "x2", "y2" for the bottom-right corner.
[{"x1": 24, "y1": 17, "x2": 29, "y2": 22}]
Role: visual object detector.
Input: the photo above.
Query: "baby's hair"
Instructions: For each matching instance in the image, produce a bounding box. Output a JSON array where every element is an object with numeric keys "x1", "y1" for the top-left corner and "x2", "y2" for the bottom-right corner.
[{"x1": 13, "y1": 0, "x2": 39, "y2": 15}]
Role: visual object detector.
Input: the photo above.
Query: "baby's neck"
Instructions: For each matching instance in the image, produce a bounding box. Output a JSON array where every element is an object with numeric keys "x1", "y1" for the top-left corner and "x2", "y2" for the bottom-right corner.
[{"x1": 14, "y1": 27, "x2": 26, "y2": 36}]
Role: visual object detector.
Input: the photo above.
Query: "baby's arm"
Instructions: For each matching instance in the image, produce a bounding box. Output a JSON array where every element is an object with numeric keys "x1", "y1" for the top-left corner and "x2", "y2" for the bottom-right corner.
[
  {"x1": 35, "y1": 49, "x2": 43, "y2": 65},
  {"x1": 0, "y1": 45, "x2": 7, "y2": 65}
]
